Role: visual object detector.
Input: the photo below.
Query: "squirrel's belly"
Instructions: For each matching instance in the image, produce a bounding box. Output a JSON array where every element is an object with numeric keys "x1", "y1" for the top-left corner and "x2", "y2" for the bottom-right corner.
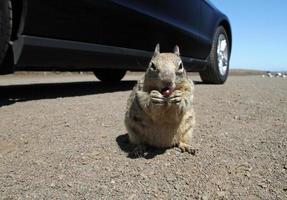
[
  {"x1": 141, "y1": 124, "x2": 180, "y2": 148},
  {"x1": 138, "y1": 110, "x2": 194, "y2": 148}
]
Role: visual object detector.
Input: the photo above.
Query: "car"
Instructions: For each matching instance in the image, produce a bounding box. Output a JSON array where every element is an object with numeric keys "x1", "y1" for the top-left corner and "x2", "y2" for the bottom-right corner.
[{"x1": 0, "y1": 0, "x2": 232, "y2": 84}]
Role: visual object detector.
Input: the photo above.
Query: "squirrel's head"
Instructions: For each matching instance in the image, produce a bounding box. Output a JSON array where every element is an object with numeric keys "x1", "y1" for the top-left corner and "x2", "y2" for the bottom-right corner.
[{"x1": 144, "y1": 44, "x2": 186, "y2": 92}]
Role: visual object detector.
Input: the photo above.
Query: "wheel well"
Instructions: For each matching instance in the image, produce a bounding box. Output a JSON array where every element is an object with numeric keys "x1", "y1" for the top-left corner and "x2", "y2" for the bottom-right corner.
[
  {"x1": 10, "y1": 0, "x2": 25, "y2": 41},
  {"x1": 219, "y1": 20, "x2": 232, "y2": 53}
]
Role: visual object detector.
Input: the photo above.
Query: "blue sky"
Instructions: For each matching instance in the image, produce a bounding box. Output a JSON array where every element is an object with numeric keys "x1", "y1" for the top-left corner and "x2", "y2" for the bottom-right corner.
[{"x1": 211, "y1": 0, "x2": 287, "y2": 71}]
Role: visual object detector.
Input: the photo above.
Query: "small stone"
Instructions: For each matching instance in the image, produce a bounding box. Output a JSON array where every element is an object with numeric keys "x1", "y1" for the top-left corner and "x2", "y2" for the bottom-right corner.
[
  {"x1": 64, "y1": 122, "x2": 70, "y2": 127},
  {"x1": 81, "y1": 158, "x2": 88, "y2": 165},
  {"x1": 58, "y1": 175, "x2": 65, "y2": 180},
  {"x1": 111, "y1": 180, "x2": 115, "y2": 184},
  {"x1": 50, "y1": 182, "x2": 56, "y2": 188},
  {"x1": 174, "y1": 184, "x2": 180, "y2": 190},
  {"x1": 233, "y1": 115, "x2": 241, "y2": 120},
  {"x1": 258, "y1": 182, "x2": 267, "y2": 189}
]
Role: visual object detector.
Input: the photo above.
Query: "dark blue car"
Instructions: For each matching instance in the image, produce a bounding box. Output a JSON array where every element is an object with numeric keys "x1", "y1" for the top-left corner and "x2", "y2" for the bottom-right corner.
[{"x1": 0, "y1": 0, "x2": 231, "y2": 83}]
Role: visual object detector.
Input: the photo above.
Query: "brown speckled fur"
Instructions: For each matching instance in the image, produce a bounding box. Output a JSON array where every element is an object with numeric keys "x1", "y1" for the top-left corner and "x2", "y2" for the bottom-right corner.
[{"x1": 125, "y1": 44, "x2": 196, "y2": 154}]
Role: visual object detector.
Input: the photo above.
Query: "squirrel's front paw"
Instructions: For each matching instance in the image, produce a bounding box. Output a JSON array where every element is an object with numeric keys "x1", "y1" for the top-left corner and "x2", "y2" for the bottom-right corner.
[
  {"x1": 168, "y1": 90, "x2": 182, "y2": 105},
  {"x1": 150, "y1": 90, "x2": 165, "y2": 105}
]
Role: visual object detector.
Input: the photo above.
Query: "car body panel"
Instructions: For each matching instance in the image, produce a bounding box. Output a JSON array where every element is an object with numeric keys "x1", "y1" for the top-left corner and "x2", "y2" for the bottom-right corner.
[
  {"x1": 14, "y1": 35, "x2": 208, "y2": 72},
  {"x1": 6, "y1": 0, "x2": 231, "y2": 72}
]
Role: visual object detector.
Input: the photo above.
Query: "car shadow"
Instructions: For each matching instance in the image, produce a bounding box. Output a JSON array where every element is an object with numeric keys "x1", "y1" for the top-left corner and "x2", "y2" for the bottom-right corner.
[
  {"x1": 116, "y1": 133, "x2": 166, "y2": 159},
  {"x1": 0, "y1": 80, "x2": 136, "y2": 107},
  {"x1": 193, "y1": 80, "x2": 205, "y2": 85}
]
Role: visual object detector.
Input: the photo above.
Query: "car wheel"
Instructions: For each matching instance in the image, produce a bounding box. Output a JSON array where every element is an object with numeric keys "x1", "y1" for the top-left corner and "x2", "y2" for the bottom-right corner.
[
  {"x1": 93, "y1": 69, "x2": 126, "y2": 82},
  {"x1": 200, "y1": 26, "x2": 230, "y2": 84},
  {"x1": 0, "y1": 0, "x2": 12, "y2": 67}
]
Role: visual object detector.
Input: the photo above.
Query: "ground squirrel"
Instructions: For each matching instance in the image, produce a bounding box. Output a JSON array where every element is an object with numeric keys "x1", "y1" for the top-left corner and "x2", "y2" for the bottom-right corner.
[{"x1": 125, "y1": 44, "x2": 195, "y2": 155}]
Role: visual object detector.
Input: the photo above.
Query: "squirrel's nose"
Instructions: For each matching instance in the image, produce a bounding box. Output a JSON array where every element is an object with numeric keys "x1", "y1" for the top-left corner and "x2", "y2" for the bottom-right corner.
[
  {"x1": 162, "y1": 80, "x2": 173, "y2": 88},
  {"x1": 160, "y1": 69, "x2": 175, "y2": 88}
]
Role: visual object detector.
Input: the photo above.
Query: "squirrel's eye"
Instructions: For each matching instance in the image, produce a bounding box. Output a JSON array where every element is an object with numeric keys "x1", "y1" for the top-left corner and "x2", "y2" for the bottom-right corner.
[
  {"x1": 150, "y1": 63, "x2": 157, "y2": 71},
  {"x1": 178, "y1": 62, "x2": 184, "y2": 72}
]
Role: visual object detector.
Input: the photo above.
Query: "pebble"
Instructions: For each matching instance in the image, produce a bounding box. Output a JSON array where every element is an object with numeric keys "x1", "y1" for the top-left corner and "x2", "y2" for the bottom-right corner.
[
  {"x1": 50, "y1": 182, "x2": 56, "y2": 188},
  {"x1": 64, "y1": 122, "x2": 70, "y2": 127},
  {"x1": 258, "y1": 182, "x2": 267, "y2": 189}
]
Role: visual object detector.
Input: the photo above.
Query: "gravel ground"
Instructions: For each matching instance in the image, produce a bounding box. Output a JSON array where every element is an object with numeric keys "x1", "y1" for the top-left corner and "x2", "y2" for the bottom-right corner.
[{"x1": 0, "y1": 73, "x2": 286, "y2": 199}]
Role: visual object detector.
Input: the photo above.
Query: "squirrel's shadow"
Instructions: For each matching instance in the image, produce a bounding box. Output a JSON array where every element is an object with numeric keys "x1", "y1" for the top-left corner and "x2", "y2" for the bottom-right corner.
[{"x1": 116, "y1": 134, "x2": 166, "y2": 159}]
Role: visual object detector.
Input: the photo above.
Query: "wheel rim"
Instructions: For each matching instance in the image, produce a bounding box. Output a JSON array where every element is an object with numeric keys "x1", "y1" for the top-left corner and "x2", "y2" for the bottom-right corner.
[{"x1": 217, "y1": 34, "x2": 229, "y2": 76}]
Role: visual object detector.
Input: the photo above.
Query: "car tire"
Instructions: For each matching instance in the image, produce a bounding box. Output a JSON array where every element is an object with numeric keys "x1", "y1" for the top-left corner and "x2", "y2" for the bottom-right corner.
[
  {"x1": 200, "y1": 26, "x2": 230, "y2": 84},
  {"x1": 0, "y1": 0, "x2": 12, "y2": 67},
  {"x1": 94, "y1": 69, "x2": 126, "y2": 82}
]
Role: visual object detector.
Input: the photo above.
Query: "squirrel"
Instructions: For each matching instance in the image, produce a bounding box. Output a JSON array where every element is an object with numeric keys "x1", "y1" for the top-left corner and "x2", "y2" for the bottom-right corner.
[{"x1": 125, "y1": 44, "x2": 196, "y2": 155}]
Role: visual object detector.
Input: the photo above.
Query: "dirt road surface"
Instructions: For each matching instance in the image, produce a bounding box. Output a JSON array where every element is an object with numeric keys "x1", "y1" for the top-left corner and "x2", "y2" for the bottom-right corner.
[{"x1": 0, "y1": 73, "x2": 286, "y2": 199}]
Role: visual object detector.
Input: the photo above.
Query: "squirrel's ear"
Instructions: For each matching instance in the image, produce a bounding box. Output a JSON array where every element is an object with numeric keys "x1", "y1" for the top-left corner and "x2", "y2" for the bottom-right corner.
[
  {"x1": 173, "y1": 45, "x2": 180, "y2": 56},
  {"x1": 154, "y1": 43, "x2": 160, "y2": 56}
]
